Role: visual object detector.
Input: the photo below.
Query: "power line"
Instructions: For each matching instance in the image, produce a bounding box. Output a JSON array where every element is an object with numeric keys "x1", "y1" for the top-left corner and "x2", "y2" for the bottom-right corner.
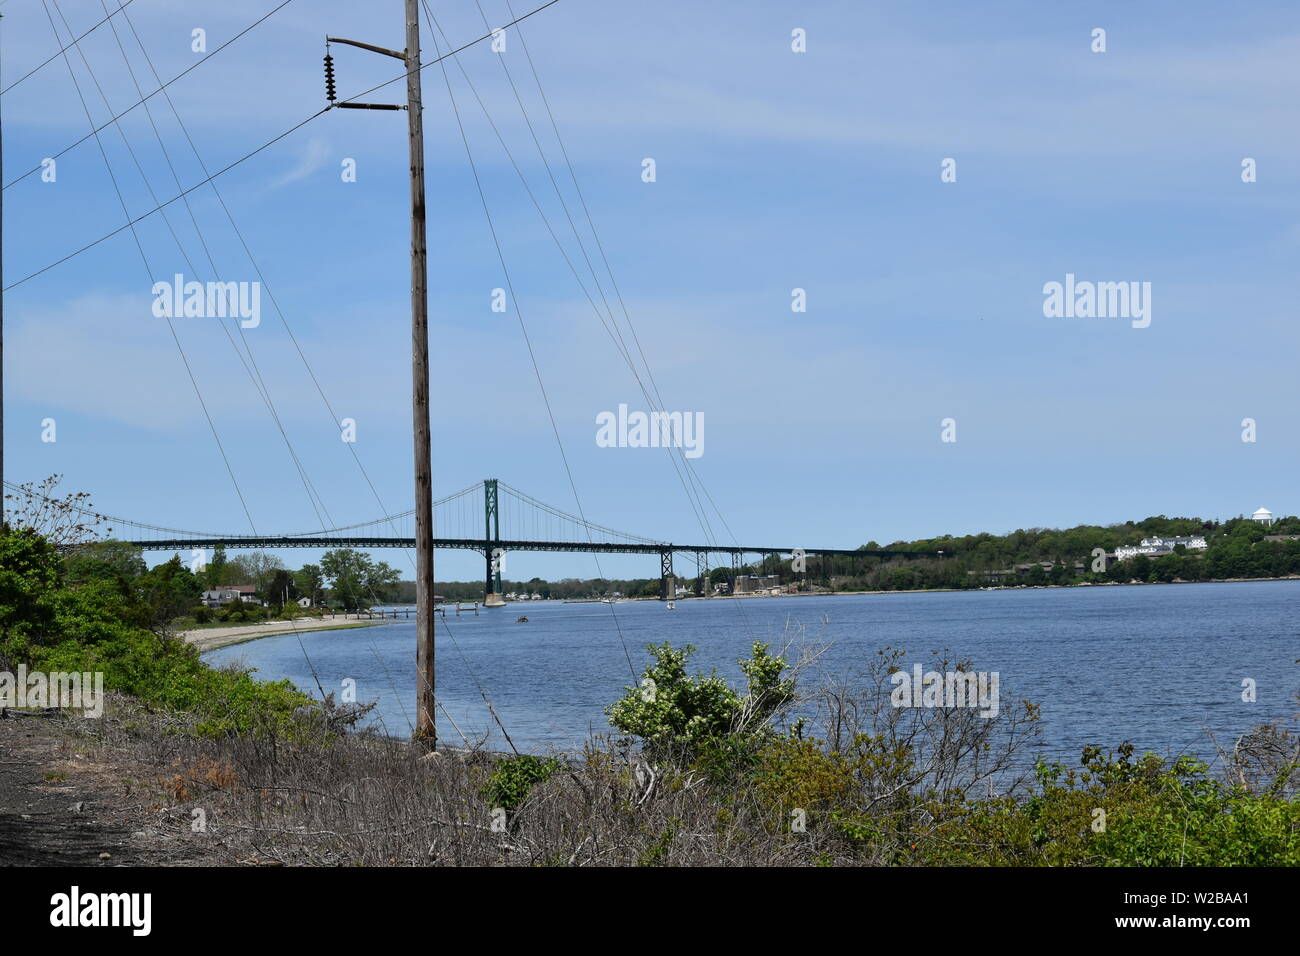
[
  {"x1": 43, "y1": 0, "x2": 380, "y2": 701},
  {"x1": 116, "y1": 3, "x2": 416, "y2": 562},
  {"x1": 4, "y1": 0, "x2": 297, "y2": 190},
  {"x1": 507, "y1": 0, "x2": 739, "y2": 555},
  {"x1": 3, "y1": 107, "x2": 324, "y2": 291},
  {"x1": 423, "y1": 7, "x2": 722, "y2": 554},
  {"x1": 424, "y1": 11, "x2": 638, "y2": 680},
  {"x1": 38, "y1": 0, "x2": 258, "y2": 535},
  {"x1": 2, "y1": 0, "x2": 563, "y2": 292},
  {"x1": 0, "y1": 0, "x2": 137, "y2": 97},
  {"x1": 424, "y1": 4, "x2": 748, "y2": 621},
  {"x1": 75, "y1": 0, "x2": 335, "y2": 534}
]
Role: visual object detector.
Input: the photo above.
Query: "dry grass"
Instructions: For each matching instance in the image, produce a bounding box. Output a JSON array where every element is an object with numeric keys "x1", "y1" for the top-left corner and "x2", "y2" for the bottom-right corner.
[{"x1": 52, "y1": 668, "x2": 1296, "y2": 867}]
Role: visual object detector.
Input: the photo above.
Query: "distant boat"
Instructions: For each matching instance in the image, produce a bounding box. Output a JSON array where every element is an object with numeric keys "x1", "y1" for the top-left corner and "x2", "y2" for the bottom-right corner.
[
  {"x1": 516, "y1": 616, "x2": 529, "y2": 623},
  {"x1": 665, "y1": 601, "x2": 676, "y2": 610}
]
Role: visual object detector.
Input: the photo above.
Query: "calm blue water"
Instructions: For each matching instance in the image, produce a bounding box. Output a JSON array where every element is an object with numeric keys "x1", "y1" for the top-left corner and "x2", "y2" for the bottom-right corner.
[{"x1": 205, "y1": 582, "x2": 1298, "y2": 765}]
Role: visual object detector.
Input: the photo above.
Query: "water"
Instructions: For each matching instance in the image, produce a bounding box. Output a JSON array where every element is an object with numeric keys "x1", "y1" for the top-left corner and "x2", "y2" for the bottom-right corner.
[{"x1": 205, "y1": 582, "x2": 1299, "y2": 766}]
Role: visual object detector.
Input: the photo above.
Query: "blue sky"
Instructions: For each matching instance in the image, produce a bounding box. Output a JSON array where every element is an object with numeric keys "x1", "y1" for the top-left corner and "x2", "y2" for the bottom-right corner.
[{"x1": 4, "y1": 0, "x2": 1299, "y2": 581}]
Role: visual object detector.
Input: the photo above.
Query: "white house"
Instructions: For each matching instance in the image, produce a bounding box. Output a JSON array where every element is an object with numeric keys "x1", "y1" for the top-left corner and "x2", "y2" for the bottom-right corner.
[
  {"x1": 1114, "y1": 536, "x2": 1208, "y2": 561},
  {"x1": 1252, "y1": 507, "x2": 1274, "y2": 525},
  {"x1": 296, "y1": 596, "x2": 313, "y2": 608},
  {"x1": 201, "y1": 584, "x2": 260, "y2": 608}
]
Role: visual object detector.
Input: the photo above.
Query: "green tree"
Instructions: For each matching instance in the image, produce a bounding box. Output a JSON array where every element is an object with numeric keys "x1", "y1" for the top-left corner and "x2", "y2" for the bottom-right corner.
[
  {"x1": 63, "y1": 541, "x2": 146, "y2": 585},
  {"x1": 136, "y1": 555, "x2": 203, "y2": 630},
  {"x1": 206, "y1": 543, "x2": 229, "y2": 587},
  {"x1": 263, "y1": 568, "x2": 297, "y2": 608},
  {"x1": 320, "y1": 549, "x2": 401, "y2": 609},
  {"x1": 294, "y1": 564, "x2": 324, "y2": 605},
  {"x1": 229, "y1": 551, "x2": 284, "y2": 591}
]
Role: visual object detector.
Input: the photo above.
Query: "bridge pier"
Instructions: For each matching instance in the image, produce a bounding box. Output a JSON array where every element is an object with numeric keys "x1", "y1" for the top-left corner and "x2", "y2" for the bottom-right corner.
[
  {"x1": 659, "y1": 549, "x2": 673, "y2": 601},
  {"x1": 695, "y1": 551, "x2": 709, "y2": 597}
]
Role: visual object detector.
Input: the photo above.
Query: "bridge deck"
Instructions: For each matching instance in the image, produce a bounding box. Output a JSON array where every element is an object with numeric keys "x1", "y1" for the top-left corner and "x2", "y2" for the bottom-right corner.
[{"x1": 106, "y1": 536, "x2": 941, "y2": 559}]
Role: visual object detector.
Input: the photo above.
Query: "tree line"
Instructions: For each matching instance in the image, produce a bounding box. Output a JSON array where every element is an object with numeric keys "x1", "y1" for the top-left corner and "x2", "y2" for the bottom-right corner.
[{"x1": 400, "y1": 513, "x2": 1300, "y2": 598}]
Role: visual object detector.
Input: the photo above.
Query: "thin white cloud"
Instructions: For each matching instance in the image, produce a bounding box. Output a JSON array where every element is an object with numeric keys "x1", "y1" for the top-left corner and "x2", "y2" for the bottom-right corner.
[{"x1": 266, "y1": 136, "x2": 332, "y2": 190}]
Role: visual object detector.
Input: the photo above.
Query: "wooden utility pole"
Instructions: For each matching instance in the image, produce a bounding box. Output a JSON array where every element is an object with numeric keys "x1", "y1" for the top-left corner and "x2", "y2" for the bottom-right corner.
[
  {"x1": 327, "y1": 0, "x2": 435, "y2": 746},
  {"x1": 404, "y1": 0, "x2": 436, "y2": 747},
  {"x1": 1, "y1": 13, "x2": 6, "y2": 528}
]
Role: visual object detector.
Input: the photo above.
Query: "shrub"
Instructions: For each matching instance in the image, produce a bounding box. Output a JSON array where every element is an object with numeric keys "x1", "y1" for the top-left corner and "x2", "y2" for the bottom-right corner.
[
  {"x1": 481, "y1": 755, "x2": 561, "y2": 813},
  {"x1": 0, "y1": 527, "x2": 312, "y2": 737},
  {"x1": 606, "y1": 641, "x2": 795, "y2": 766}
]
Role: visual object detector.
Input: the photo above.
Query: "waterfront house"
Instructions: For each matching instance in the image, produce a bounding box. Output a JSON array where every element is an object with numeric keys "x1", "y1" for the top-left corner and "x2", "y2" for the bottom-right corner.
[
  {"x1": 1114, "y1": 536, "x2": 1207, "y2": 561},
  {"x1": 201, "y1": 584, "x2": 260, "y2": 608}
]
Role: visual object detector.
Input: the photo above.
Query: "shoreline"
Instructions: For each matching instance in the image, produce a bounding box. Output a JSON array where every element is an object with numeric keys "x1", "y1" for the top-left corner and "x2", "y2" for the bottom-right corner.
[
  {"x1": 593, "y1": 573, "x2": 1300, "y2": 603},
  {"x1": 184, "y1": 575, "x2": 1300, "y2": 653},
  {"x1": 181, "y1": 616, "x2": 387, "y2": 653}
]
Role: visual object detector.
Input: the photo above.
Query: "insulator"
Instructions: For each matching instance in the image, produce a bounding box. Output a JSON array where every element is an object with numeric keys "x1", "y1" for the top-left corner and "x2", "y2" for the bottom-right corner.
[{"x1": 323, "y1": 53, "x2": 337, "y2": 102}]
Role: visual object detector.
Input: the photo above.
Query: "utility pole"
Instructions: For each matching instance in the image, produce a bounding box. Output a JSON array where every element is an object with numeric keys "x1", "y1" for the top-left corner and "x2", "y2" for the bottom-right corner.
[
  {"x1": 1, "y1": 12, "x2": 6, "y2": 528},
  {"x1": 326, "y1": 0, "x2": 436, "y2": 745}
]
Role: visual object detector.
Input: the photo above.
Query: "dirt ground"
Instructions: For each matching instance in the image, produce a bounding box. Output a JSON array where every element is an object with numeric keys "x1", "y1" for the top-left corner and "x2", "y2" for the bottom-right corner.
[{"x1": 0, "y1": 711, "x2": 240, "y2": 867}]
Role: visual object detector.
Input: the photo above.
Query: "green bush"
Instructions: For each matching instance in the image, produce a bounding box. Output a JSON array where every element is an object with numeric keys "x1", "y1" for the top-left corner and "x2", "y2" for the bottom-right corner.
[
  {"x1": 0, "y1": 527, "x2": 312, "y2": 736},
  {"x1": 481, "y1": 755, "x2": 562, "y2": 813},
  {"x1": 606, "y1": 641, "x2": 795, "y2": 765}
]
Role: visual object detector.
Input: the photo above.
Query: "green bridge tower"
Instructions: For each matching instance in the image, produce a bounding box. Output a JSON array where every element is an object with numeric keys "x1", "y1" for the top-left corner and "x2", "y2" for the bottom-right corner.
[{"x1": 484, "y1": 478, "x2": 503, "y2": 603}]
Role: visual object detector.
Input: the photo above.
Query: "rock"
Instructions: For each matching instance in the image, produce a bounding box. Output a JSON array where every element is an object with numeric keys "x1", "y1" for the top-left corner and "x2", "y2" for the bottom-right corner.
[
  {"x1": 69, "y1": 801, "x2": 85, "y2": 814},
  {"x1": 98, "y1": 852, "x2": 111, "y2": 860}
]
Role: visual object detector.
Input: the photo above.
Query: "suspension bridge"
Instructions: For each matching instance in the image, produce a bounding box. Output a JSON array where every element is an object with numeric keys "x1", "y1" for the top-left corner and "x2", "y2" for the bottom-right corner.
[{"x1": 42, "y1": 478, "x2": 944, "y2": 601}]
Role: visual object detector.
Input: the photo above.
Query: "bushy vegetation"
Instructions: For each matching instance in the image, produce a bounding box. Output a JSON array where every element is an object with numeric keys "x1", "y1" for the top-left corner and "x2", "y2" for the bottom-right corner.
[
  {"x1": 68, "y1": 637, "x2": 1294, "y2": 867},
  {"x1": 592, "y1": 642, "x2": 1298, "y2": 865},
  {"x1": 0, "y1": 526, "x2": 311, "y2": 736},
  {"x1": 2, "y1": 478, "x2": 1294, "y2": 865},
  {"x1": 481, "y1": 755, "x2": 563, "y2": 814},
  {"x1": 606, "y1": 642, "x2": 796, "y2": 764}
]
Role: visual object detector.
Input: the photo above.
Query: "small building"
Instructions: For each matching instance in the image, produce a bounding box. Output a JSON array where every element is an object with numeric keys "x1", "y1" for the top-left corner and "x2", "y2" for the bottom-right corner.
[
  {"x1": 1114, "y1": 536, "x2": 1207, "y2": 561},
  {"x1": 1252, "y1": 507, "x2": 1274, "y2": 526},
  {"x1": 296, "y1": 596, "x2": 313, "y2": 608},
  {"x1": 202, "y1": 584, "x2": 259, "y2": 607},
  {"x1": 734, "y1": 574, "x2": 780, "y2": 594}
]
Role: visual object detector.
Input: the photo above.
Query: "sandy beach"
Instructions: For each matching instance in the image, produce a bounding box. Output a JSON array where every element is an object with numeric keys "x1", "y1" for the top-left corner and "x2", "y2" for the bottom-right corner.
[{"x1": 179, "y1": 616, "x2": 386, "y2": 652}]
